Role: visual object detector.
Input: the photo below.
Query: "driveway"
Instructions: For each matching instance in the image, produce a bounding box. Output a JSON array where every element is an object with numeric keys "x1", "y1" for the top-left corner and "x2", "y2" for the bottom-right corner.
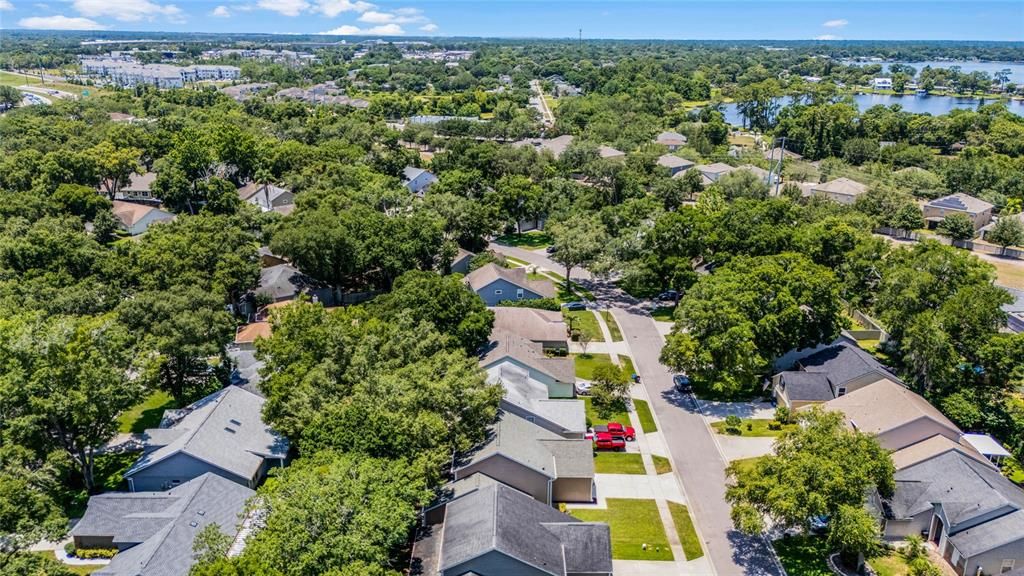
[
  {"x1": 488, "y1": 241, "x2": 593, "y2": 281},
  {"x1": 613, "y1": 308, "x2": 784, "y2": 576},
  {"x1": 698, "y1": 401, "x2": 776, "y2": 423}
]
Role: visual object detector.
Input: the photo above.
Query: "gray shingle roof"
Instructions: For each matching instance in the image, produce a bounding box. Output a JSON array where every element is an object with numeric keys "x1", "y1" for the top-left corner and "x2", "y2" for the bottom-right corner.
[
  {"x1": 76, "y1": 473, "x2": 254, "y2": 576},
  {"x1": 256, "y1": 263, "x2": 326, "y2": 302},
  {"x1": 125, "y1": 386, "x2": 289, "y2": 483},
  {"x1": 491, "y1": 307, "x2": 567, "y2": 344},
  {"x1": 777, "y1": 371, "x2": 835, "y2": 402},
  {"x1": 480, "y1": 329, "x2": 575, "y2": 384},
  {"x1": 464, "y1": 263, "x2": 557, "y2": 299},
  {"x1": 439, "y1": 480, "x2": 611, "y2": 576},
  {"x1": 797, "y1": 337, "x2": 898, "y2": 389},
  {"x1": 459, "y1": 410, "x2": 594, "y2": 480},
  {"x1": 657, "y1": 154, "x2": 695, "y2": 170},
  {"x1": 927, "y1": 193, "x2": 994, "y2": 214},
  {"x1": 493, "y1": 360, "x2": 585, "y2": 435},
  {"x1": 811, "y1": 177, "x2": 868, "y2": 197},
  {"x1": 655, "y1": 131, "x2": 687, "y2": 145}
]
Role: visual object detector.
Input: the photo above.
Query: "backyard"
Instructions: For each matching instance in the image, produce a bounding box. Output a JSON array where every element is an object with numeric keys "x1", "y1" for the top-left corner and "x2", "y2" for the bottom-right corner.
[
  {"x1": 493, "y1": 230, "x2": 553, "y2": 249},
  {"x1": 572, "y1": 499, "x2": 674, "y2": 561},
  {"x1": 117, "y1": 390, "x2": 175, "y2": 433}
]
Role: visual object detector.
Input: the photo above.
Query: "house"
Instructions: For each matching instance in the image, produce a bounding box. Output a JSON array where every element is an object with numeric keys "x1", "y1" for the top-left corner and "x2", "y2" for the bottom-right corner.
[
  {"x1": 233, "y1": 321, "x2": 271, "y2": 350},
  {"x1": 657, "y1": 153, "x2": 696, "y2": 176},
  {"x1": 403, "y1": 166, "x2": 438, "y2": 196},
  {"x1": 255, "y1": 263, "x2": 334, "y2": 305},
  {"x1": 109, "y1": 171, "x2": 158, "y2": 202},
  {"x1": 924, "y1": 193, "x2": 994, "y2": 231},
  {"x1": 71, "y1": 473, "x2": 253, "y2": 576},
  {"x1": 695, "y1": 162, "x2": 738, "y2": 183},
  {"x1": 598, "y1": 145, "x2": 626, "y2": 160},
  {"x1": 257, "y1": 246, "x2": 288, "y2": 268},
  {"x1": 480, "y1": 329, "x2": 575, "y2": 399},
  {"x1": 513, "y1": 135, "x2": 575, "y2": 159},
  {"x1": 872, "y1": 77, "x2": 893, "y2": 90},
  {"x1": 772, "y1": 336, "x2": 899, "y2": 409},
  {"x1": 124, "y1": 386, "x2": 289, "y2": 492},
  {"x1": 811, "y1": 177, "x2": 869, "y2": 205},
  {"x1": 464, "y1": 263, "x2": 557, "y2": 306},
  {"x1": 236, "y1": 182, "x2": 294, "y2": 212},
  {"x1": 412, "y1": 475, "x2": 612, "y2": 576},
  {"x1": 764, "y1": 147, "x2": 803, "y2": 162},
  {"x1": 655, "y1": 131, "x2": 688, "y2": 151},
  {"x1": 491, "y1": 307, "x2": 569, "y2": 351},
  {"x1": 449, "y1": 247, "x2": 474, "y2": 274},
  {"x1": 453, "y1": 409, "x2": 595, "y2": 504},
  {"x1": 876, "y1": 450, "x2": 1024, "y2": 576},
  {"x1": 110, "y1": 201, "x2": 175, "y2": 236},
  {"x1": 889, "y1": 434, "x2": 992, "y2": 471},
  {"x1": 738, "y1": 164, "x2": 778, "y2": 185},
  {"x1": 1002, "y1": 287, "x2": 1024, "y2": 334},
  {"x1": 821, "y1": 377, "x2": 961, "y2": 452},
  {"x1": 961, "y1": 433, "x2": 1013, "y2": 466}
]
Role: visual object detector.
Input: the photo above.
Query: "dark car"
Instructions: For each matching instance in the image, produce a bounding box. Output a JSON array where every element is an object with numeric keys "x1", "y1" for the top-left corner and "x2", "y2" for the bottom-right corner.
[
  {"x1": 657, "y1": 290, "x2": 679, "y2": 301},
  {"x1": 562, "y1": 301, "x2": 587, "y2": 311},
  {"x1": 546, "y1": 245, "x2": 558, "y2": 254},
  {"x1": 673, "y1": 374, "x2": 692, "y2": 393}
]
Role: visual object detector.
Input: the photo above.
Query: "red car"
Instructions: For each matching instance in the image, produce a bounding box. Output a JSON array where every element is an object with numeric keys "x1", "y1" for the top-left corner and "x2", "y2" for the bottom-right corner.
[
  {"x1": 593, "y1": 432, "x2": 626, "y2": 450},
  {"x1": 593, "y1": 423, "x2": 636, "y2": 441}
]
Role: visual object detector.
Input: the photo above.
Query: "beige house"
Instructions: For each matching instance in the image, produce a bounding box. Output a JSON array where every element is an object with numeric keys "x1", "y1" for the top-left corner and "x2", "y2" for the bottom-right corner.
[
  {"x1": 924, "y1": 193, "x2": 994, "y2": 231},
  {"x1": 890, "y1": 434, "x2": 991, "y2": 471},
  {"x1": 811, "y1": 177, "x2": 869, "y2": 205},
  {"x1": 111, "y1": 200, "x2": 175, "y2": 236},
  {"x1": 491, "y1": 307, "x2": 569, "y2": 352}
]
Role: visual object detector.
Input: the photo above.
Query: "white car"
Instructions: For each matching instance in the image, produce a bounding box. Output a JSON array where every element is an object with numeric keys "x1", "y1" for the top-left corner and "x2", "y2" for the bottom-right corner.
[{"x1": 575, "y1": 381, "x2": 592, "y2": 396}]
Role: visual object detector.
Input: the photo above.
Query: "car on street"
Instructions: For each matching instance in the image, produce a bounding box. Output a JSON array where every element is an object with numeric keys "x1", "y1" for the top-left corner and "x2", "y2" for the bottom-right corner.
[
  {"x1": 575, "y1": 381, "x2": 592, "y2": 396},
  {"x1": 562, "y1": 301, "x2": 587, "y2": 311},
  {"x1": 657, "y1": 290, "x2": 679, "y2": 301},
  {"x1": 592, "y1": 432, "x2": 626, "y2": 450},
  {"x1": 673, "y1": 374, "x2": 692, "y2": 393},
  {"x1": 545, "y1": 245, "x2": 558, "y2": 254},
  {"x1": 592, "y1": 423, "x2": 635, "y2": 441}
]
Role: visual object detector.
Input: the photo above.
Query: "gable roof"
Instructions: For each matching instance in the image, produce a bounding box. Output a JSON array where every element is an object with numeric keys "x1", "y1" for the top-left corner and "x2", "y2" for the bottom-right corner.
[
  {"x1": 823, "y1": 378, "x2": 959, "y2": 438},
  {"x1": 927, "y1": 192, "x2": 994, "y2": 214},
  {"x1": 236, "y1": 182, "x2": 290, "y2": 203},
  {"x1": 458, "y1": 410, "x2": 594, "y2": 480},
  {"x1": 890, "y1": 434, "x2": 991, "y2": 470},
  {"x1": 491, "y1": 307, "x2": 567, "y2": 343},
  {"x1": 402, "y1": 166, "x2": 434, "y2": 182},
  {"x1": 234, "y1": 322, "x2": 271, "y2": 345},
  {"x1": 111, "y1": 201, "x2": 172, "y2": 228},
  {"x1": 491, "y1": 362, "x2": 586, "y2": 435},
  {"x1": 777, "y1": 371, "x2": 835, "y2": 402},
  {"x1": 74, "y1": 473, "x2": 253, "y2": 576},
  {"x1": 597, "y1": 145, "x2": 625, "y2": 159},
  {"x1": 125, "y1": 171, "x2": 157, "y2": 192},
  {"x1": 811, "y1": 177, "x2": 868, "y2": 197},
  {"x1": 796, "y1": 337, "x2": 898, "y2": 388},
  {"x1": 464, "y1": 263, "x2": 557, "y2": 299},
  {"x1": 657, "y1": 154, "x2": 695, "y2": 170},
  {"x1": 655, "y1": 131, "x2": 687, "y2": 145},
  {"x1": 697, "y1": 162, "x2": 737, "y2": 176},
  {"x1": 256, "y1": 263, "x2": 327, "y2": 301},
  {"x1": 480, "y1": 329, "x2": 575, "y2": 384},
  {"x1": 125, "y1": 386, "x2": 289, "y2": 482},
  {"x1": 513, "y1": 135, "x2": 575, "y2": 159},
  {"x1": 439, "y1": 479, "x2": 611, "y2": 576}
]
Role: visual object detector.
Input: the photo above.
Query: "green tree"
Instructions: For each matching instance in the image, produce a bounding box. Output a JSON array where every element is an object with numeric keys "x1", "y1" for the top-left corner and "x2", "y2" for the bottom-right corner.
[
  {"x1": 548, "y1": 214, "x2": 606, "y2": 289},
  {"x1": 90, "y1": 141, "x2": 142, "y2": 200},
  {"x1": 715, "y1": 169, "x2": 769, "y2": 200},
  {"x1": 191, "y1": 523, "x2": 233, "y2": 567},
  {"x1": 52, "y1": 184, "x2": 112, "y2": 221},
  {"x1": 892, "y1": 203, "x2": 925, "y2": 234},
  {"x1": 987, "y1": 216, "x2": 1024, "y2": 252},
  {"x1": 590, "y1": 363, "x2": 630, "y2": 416},
  {"x1": 0, "y1": 85, "x2": 20, "y2": 110},
  {"x1": 828, "y1": 504, "x2": 881, "y2": 569},
  {"x1": 726, "y1": 408, "x2": 894, "y2": 534},
  {"x1": 937, "y1": 213, "x2": 976, "y2": 240},
  {"x1": 735, "y1": 79, "x2": 782, "y2": 132},
  {"x1": 0, "y1": 446, "x2": 67, "y2": 563}
]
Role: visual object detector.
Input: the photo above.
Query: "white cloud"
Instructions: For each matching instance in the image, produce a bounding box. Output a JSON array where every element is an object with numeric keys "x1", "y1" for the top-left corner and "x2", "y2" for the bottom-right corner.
[
  {"x1": 19, "y1": 14, "x2": 107, "y2": 28},
  {"x1": 314, "y1": 0, "x2": 373, "y2": 17},
  {"x1": 0, "y1": 0, "x2": 14, "y2": 11},
  {"x1": 321, "y1": 22, "x2": 403, "y2": 35},
  {"x1": 358, "y1": 10, "x2": 393, "y2": 23},
  {"x1": 211, "y1": 4, "x2": 229, "y2": 17},
  {"x1": 359, "y1": 7, "x2": 424, "y2": 24},
  {"x1": 419, "y1": 23, "x2": 437, "y2": 32},
  {"x1": 822, "y1": 19, "x2": 848, "y2": 28},
  {"x1": 815, "y1": 34, "x2": 842, "y2": 40},
  {"x1": 257, "y1": 0, "x2": 308, "y2": 16},
  {"x1": 73, "y1": 0, "x2": 184, "y2": 22}
]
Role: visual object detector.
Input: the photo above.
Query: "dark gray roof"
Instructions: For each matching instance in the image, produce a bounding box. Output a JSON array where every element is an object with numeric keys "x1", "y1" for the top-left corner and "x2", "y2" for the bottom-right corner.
[
  {"x1": 797, "y1": 337, "x2": 898, "y2": 389},
  {"x1": 458, "y1": 410, "x2": 594, "y2": 480},
  {"x1": 889, "y1": 450, "x2": 1024, "y2": 557},
  {"x1": 440, "y1": 480, "x2": 611, "y2": 576},
  {"x1": 777, "y1": 371, "x2": 835, "y2": 402},
  {"x1": 75, "y1": 473, "x2": 253, "y2": 576},
  {"x1": 125, "y1": 386, "x2": 288, "y2": 482},
  {"x1": 256, "y1": 264, "x2": 326, "y2": 302}
]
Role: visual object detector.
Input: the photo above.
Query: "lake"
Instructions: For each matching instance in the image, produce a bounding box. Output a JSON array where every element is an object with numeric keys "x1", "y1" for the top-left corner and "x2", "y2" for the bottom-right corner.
[
  {"x1": 720, "y1": 93, "x2": 1024, "y2": 126},
  {"x1": 842, "y1": 60, "x2": 1024, "y2": 82}
]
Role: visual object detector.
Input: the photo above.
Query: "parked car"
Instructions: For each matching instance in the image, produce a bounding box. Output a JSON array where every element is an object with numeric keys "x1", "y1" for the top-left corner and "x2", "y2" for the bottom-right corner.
[
  {"x1": 562, "y1": 301, "x2": 587, "y2": 311},
  {"x1": 545, "y1": 245, "x2": 558, "y2": 254},
  {"x1": 592, "y1": 432, "x2": 626, "y2": 450},
  {"x1": 657, "y1": 290, "x2": 679, "y2": 301},
  {"x1": 673, "y1": 374, "x2": 692, "y2": 393},
  {"x1": 575, "y1": 381, "x2": 592, "y2": 396},
  {"x1": 809, "y1": 515, "x2": 830, "y2": 534},
  {"x1": 592, "y1": 423, "x2": 635, "y2": 441}
]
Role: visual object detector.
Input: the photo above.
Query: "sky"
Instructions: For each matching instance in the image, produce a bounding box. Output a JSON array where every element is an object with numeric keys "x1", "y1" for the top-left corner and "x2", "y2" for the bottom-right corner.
[{"x1": 0, "y1": 1, "x2": 1021, "y2": 41}]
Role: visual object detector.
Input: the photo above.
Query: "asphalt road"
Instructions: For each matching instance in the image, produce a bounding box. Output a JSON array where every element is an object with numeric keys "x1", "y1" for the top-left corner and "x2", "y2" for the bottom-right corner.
[
  {"x1": 612, "y1": 308, "x2": 784, "y2": 576},
  {"x1": 487, "y1": 242, "x2": 593, "y2": 281}
]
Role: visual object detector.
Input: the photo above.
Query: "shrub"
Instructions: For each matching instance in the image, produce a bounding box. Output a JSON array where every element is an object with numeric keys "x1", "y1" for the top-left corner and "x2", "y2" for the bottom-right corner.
[
  {"x1": 75, "y1": 548, "x2": 118, "y2": 559},
  {"x1": 496, "y1": 297, "x2": 561, "y2": 311},
  {"x1": 64, "y1": 542, "x2": 76, "y2": 557},
  {"x1": 746, "y1": 422, "x2": 753, "y2": 431},
  {"x1": 774, "y1": 406, "x2": 792, "y2": 424},
  {"x1": 724, "y1": 415, "x2": 743, "y2": 435},
  {"x1": 909, "y1": 557, "x2": 942, "y2": 576},
  {"x1": 767, "y1": 421, "x2": 782, "y2": 431}
]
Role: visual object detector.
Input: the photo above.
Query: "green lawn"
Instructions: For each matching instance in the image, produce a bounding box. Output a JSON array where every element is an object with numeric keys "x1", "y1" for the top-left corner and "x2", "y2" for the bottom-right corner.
[
  {"x1": 728, "y1": 456, "x2": 766, "y2": 479},
  {"x1": 600, "y1": 310, "x2": 624, "y2": 341},
  {"x1": 0, "y1": 70, "x2": 103, "y2": 96},
  {"x1": 62, "y1": 451, "x2": 140, "y2": 519},
  {"x1": 634, "y1": 399, "x2": 657, "y2": 433},
  {"x1": 653, "y1": 455, "x2": 672, "y2": 474},
  {"x1": 583, "y1": 397, "x2": 630, "y2": 426},
  {"x1": 651, "y1": 306, "x2": 676, "y2": 322},
  {"x1": 572, "y1": 499, "x2": 674, "y2": 560},
  {"x1": 494, "y1": 230, "x2": 553, "y2": 249},
  {"x1": 593, "y1": 452, "x2": 646, "y2": 474},
  {"x1": 668, "y1": 502, "x2": 704, "y2": 560},
  {"x1": 1002, "y1": 456, "x2": 1024, "y2": 484},
  {"x1": 869, "y1": 552, "x2": 914, "y2": 576},
  {"x1": 503, "y1": 255, "x2": 530, "y2": 267},
  {"x1": 573, "y1": 353, "x2": 635, "y2": 381},
  {"x1": 772, "y1": 535, "x2": 832, "y2": 576},
  {"x1": 710, "y1": 418, "x2": 794, "y2": 437},
  {"x1": 117, "y1": 390, "x2": 175, "y2": 433},
  {"x1": 564, "y1": 310, "x2": 605, "y2": 342}
]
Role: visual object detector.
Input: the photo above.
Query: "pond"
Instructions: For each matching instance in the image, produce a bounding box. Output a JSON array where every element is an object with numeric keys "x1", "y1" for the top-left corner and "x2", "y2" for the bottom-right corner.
[{"x1": 842, "y1": 60, "x2": 1024, "y2": 82}]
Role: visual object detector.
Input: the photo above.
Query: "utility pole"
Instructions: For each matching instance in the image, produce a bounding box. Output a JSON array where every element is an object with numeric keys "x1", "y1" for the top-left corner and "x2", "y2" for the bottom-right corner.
[{"x1": 767, "y1": 136, "x2": 785, "y2": 197}]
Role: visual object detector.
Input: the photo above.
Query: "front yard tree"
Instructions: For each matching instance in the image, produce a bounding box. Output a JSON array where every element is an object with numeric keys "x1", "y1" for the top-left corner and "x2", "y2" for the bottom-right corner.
[
  {"x1": 726, "y1": 409, "x2": 894, "y2": 535},
  {"x1": 660, "y1": 253, "x2": 843, "y2": 395},
  {"x1": 937, "y1": 213, "x2": 976, "y2": 240},
  {"x1": 988, "y1": 216, "x2": 1024, "y2": 253},
  {"x1": 548, "y1": 214, "x2": 606, "y2": 290},
  {"x1": 828, "y1": 504, "x2": 882, "y2": 570},
  {"x1": 90, "y1": 141, "x2": 142, "y2": 200},
  {"x1": 590, "y1": 363, "x2": 630, "y2": 416}
]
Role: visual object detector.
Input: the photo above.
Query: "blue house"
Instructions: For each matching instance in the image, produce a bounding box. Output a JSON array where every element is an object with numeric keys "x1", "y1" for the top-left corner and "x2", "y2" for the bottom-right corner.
[
  {"x1": 403, "y1": 166, "x2": 438, "y2": 196},
  {"x1": 465, "y1": 263, "x2": 557, "y2": 306}
]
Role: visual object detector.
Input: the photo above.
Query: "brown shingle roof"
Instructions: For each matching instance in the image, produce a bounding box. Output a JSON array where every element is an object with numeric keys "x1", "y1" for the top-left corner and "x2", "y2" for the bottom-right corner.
[
  {"x1": 480, "y1": 329, "x2": 575, "y2": 384},
  {"x1": 111, "y1": 200, "x2": 161, "y2": 227},
  {"x1": 823, "y1": 377, "x2": 960, "y2": 438},
  {"x1": 492, "y1": 307, "x2": 567, "y2": 343}
]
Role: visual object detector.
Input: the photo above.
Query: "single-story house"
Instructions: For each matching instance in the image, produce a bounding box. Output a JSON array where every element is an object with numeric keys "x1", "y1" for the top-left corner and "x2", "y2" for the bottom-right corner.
[
  {"x1": 876, "y1": 450, "x2": 1024, "y2": 576},
  {"x1": 124, "y1": 386, "x2": 289, "y2": 492},
  {"x1": 403, "y1": 166, "x2": 438, "y2": 196},
  {"x1": 464, "y1": 263, "x2": 557, "y2": 306},
  {"x1": 111, "y1": 200, "x2": 175, "y2": 236},
  {"x1": 449, "y1": 247, "x2": 474, "y2": 275},
  {"x1": 738, "y1": 164, "x2": 778, "y2": 185},
  {"x1": 491, "y1": 307, "x2": 568, "y2": 351},
  {"x1": 1002, "y1": 287, "x2": 1024, "y2": 334},
  {"x1": 772, "y1": 336, "x2": 899, "y2": 409},
  {"x1": 657, "y1": 153, "x2": 695, "y2": 176},
  {"x1": 236, "y1": 182, "x2": 294, "y2": 212},
  {"x1": 513, "y1": 135, "x2": 575, "y2": 159},
  {"x1": 821, "y1": 377, "x2": 961, "y2": 452},
  {"x1": 654, "y1": 131, "x2": 688, "y2": 151},
  {"x1": 255, "y1": 263, "x2": 334, "y2": 305},
  {"x1": 110, "y1": 171, "x2": 158, "y2": 202},
  {"x1": 453, "y1": 409, "x2": 595, "y2": 504},
  {"x1": 924, "y1": 193, "x2": 994, "y2": 231},
  {"x1": 71, "y1": 473, "x2": 253, "y2": 576},
  {"x1": 598, "y1": 145, "x2": 626, "y2": 160},
  {"x1": 480, "y1": 328, "x2": 575, "y2": 399},
  {"x1": 257, "y1": 246, "x2": 288, "y2": 268},
  {"x1": 811, "y1": 177, "x2": 869, "y2": 205},
  {"x1": 413, "y1": 475, "x2": 612, "y2": 576},
  {"x1": 695, "y1": 162, "x2": 737, "y2": 183}
]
